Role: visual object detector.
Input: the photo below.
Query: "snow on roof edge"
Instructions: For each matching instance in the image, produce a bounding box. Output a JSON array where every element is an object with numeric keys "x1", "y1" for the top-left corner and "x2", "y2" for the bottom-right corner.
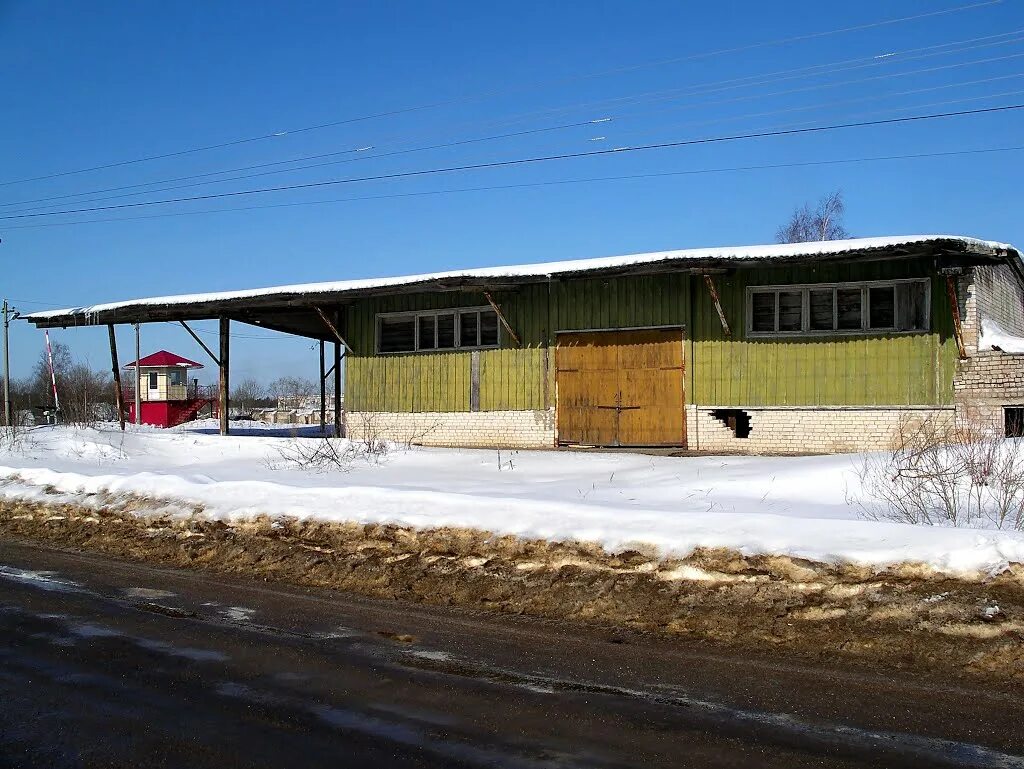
[{"x1": 25, "y1": 235, "x2": 1018, "y2": 321}]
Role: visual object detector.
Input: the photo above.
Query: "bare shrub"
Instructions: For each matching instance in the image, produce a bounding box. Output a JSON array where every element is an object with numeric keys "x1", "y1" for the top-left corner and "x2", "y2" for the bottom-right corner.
[
  {"x1": 0, "y1": 426, "x2": 39, "y2": 456},
  {"x1": 851, "y1": 411, "x2": 1024, "y2": 530},
  {"x1": 271, "y1": 413, "x2": 439, "y2": 473},
  {"x1": 346, "y1": 412, "x2": 440, "y2": 450},
  {"x1": 272, "y1": 436, "x2": 389, "y2": 473}
]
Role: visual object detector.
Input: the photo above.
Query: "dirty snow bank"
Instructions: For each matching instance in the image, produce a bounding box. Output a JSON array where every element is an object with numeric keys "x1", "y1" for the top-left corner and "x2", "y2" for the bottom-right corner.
[{"x1": 1, "y1": 423, "x2": 1023, "y2": 576}]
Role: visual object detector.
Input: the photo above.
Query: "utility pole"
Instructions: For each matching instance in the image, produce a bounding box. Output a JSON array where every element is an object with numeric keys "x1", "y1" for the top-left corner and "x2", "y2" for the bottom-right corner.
[
  {"x1": 133, "y1": 323, "x2": 141, "y2": 425},
  {"x1": 2, "y1": 300, "x2": 16, "y2": 428}
]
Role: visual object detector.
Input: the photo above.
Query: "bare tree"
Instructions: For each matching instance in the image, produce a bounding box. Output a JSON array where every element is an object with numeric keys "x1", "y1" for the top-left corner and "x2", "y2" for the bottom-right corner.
[
  {"x1": 18, "y1": 342, "x2": 114, "y2": 424},
  {"x1": 776, "y1": 190, "x2": 850, "y2": 244},
  {"x1": 269, "y1": 376, "x2": 317, "y2": 407},
  {"x1": 231, "y1": 378, "x2": 269, "y2": 415}
]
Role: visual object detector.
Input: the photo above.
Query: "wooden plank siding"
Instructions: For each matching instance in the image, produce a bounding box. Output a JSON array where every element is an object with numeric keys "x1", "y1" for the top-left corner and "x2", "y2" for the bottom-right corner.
[{"x1": 344, "y1": 257, "x2": 958, "y2": 413}]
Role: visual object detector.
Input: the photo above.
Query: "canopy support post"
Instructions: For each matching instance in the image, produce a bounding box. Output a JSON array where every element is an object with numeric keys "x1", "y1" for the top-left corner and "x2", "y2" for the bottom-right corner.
[
  {"x1": 219, "y1": 317, "x2": 230, "y2": 436},
  {"x1": 133, "y1": 324, "x2": 141, "y2": 425},
  {"x1": 335, "y1": 309, "x2": 344, "y2": 436},
  {"x1": 108, "y1": 325, "x2": 125, "y2": 431},
  {"x1": 319, "y1": 340, "x2": 327, "y2": 436}
]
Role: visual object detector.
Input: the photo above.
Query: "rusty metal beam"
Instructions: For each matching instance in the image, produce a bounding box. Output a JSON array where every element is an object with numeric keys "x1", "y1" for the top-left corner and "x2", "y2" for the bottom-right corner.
[
  {"x1": 703, "y1": 275, "x2": 731, "y2": 337},
  {"x1": 945, "y1": 275, "x2": 967, "y2": 359},
  {"x1": 314, "y1": 306, "x2": 352, "y2": 352},
  {"x1": 482, "y1": 291, "x2": 521, "y2": 347},
  {"x1": 178, "y1": 321, "x2": 220, "y2": 366}
]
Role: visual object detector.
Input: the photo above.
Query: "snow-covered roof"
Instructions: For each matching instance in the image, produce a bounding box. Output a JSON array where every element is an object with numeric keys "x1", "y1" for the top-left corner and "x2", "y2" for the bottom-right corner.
[{"x1": 23, "y1": 235, "x2": 1019, "y2": 328}]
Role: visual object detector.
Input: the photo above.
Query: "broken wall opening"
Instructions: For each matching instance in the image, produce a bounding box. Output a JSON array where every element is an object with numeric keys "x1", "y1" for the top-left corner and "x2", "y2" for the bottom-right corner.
[{"x1": 710, "y1": 408, "x2": 752, "y2": 438}]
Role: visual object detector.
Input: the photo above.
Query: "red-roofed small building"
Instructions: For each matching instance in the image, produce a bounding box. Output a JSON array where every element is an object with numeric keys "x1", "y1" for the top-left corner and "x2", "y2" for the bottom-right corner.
[{"x1": 123, "y1": 350, "x2": 215, "y2": 428}]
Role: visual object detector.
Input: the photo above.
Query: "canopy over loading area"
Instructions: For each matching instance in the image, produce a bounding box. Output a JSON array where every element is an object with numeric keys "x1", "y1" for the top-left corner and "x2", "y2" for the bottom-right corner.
[{"x1": 22, "y1": 236, "x2": 1021, "y2": 439}]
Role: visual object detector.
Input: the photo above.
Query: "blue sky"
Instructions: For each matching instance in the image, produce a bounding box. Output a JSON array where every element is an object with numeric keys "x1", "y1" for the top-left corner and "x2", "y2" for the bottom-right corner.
[{"x1": 2, "y1": 0, "x2": 1023, "y2": 382}]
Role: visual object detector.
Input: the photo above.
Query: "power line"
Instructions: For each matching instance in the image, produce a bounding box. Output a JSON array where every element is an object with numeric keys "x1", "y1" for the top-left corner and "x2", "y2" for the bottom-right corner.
[
  {"x1": 167, "y1": 322, "x2": 293, "y2": 341},
  {"x1": 1, "y1": 119, "x2": 611, "y2": 213},
  {"x1": 613, "y1": 49, "x2": 1024, "y2": 128},
  {"x1": 7, "y1": 144, "x2": 1023, "y2": 231},
  {"x1": 0, "y1": 0, "x2": 1002, "y2": 189},
  {"x1": 635, "y1": 74, "x2": 1024, "y2": 136},
  {"x1": 6, "y1": 25, "x2": 1021, "y2": 212},
  {"x1": 562, "y1": 29, "x2": 1024, "y2": 123},
  {"x1": 2, "y1": 102, "x2": 1021, "y2": 222}
]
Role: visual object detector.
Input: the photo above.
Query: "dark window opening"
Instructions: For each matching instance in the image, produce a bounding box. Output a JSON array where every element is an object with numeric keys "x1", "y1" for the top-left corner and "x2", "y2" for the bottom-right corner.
[
  {"x1": 377, "y1": 307, "x2": 500, "y2": 353},
  {"x1": 809, "y1": 289, "x2": 834, "y2": 331},
  {"x1": 711, "y1": 409, "x2": 752, "y2": 439},
  {"x1": 437, "y1": 313, "x2": 456, "y2": 348},
  {"x1": 459, "y1": 311, "x2": 479, "y2": 347},
  {"x1": 751, "y1": 293, "x2": 775, "y2": 333},
  {"x1": 480, "y1": 310, "x2": 499, "y2": 346},
  {"x1": 869, "y1": 286, "x2": 896, "y2": 329},
  {"x1": 148, "y1": 372, "x2": 158, "y2": 389},
  {"x1": 379, "y1": 316, "x2": 416, "y2": 353},
  {"x1": 836, "y1": 288, "x2": 862, "y2": 330},
  {"x1": 896, "y1": 281, "x2": 927, "y2": 331},
  {"x1": 1005, "y1": 407, "x2": 1024, "y2": 438},
  {"x1": 417, "y1": 315, "x2": 436, "y2": 350},
  {"x1": 778, "y1": 291, "x2": 802, "y2": 332}
]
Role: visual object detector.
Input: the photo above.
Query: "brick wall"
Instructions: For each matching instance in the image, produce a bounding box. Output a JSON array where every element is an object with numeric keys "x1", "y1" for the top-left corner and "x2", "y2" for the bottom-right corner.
[
  {"x1": 953, "y1": 350, "x2": 1024, "y2": 430},
  {"x1": 345, "y1": 409, "x2": 556, "y2": 449},
  {"x1": 686, "y1": 405, "x2": 953, "y2": 454}
]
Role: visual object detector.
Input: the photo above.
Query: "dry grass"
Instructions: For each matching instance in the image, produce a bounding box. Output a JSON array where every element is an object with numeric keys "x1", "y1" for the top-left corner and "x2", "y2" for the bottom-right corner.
[{"x1": 1, "y1": 495, "x2": 1022, "y2": 683}]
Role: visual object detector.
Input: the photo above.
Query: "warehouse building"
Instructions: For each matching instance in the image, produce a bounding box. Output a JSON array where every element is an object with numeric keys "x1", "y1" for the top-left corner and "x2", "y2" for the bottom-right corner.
[{"x1": 25, "y1": 235, "x2": 1024, "y2": 453}]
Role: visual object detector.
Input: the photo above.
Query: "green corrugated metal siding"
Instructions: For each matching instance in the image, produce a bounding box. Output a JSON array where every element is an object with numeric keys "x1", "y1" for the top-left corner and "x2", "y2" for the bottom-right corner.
[
  {"x1": 345, "y1": 259, "x2": 958, "y2": 412},
  {"x1": 690, "y1": 258, "x2": 957, "y2": 406},
  {"x1": 552, "y1": 273, "x2": 690, "y2": 331}
]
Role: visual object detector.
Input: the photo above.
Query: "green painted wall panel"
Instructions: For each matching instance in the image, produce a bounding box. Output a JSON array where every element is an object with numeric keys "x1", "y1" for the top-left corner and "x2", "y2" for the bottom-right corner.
[
  {"x1": 344, "y1": 284, "x2": 550, "y2": 413},
  {"x1": 689, "y1": 258, "x2": 958, "y2": 406},
  {"x1": 345, "y1": 258, "x2": 958, "y2": 412},
  {"x1": 552, "y1": 273, "x2": 690, "y2": 331}
]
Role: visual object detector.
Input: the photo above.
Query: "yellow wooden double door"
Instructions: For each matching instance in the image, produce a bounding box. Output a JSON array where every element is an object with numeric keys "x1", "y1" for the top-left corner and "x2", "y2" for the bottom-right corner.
[{"x1": 555, "y1": 329, "x2": 686, "y2": 447}]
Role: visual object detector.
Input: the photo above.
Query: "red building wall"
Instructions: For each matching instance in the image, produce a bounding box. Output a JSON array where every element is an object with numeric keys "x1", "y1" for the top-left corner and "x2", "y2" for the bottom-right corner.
[{"x1": 127, "y1": 401, "x2": 207, "y2": 428}]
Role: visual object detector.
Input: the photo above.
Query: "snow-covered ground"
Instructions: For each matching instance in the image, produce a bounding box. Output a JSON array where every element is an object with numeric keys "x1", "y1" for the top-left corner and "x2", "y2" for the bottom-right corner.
[{"x1": 2, "y1": 421, "x2": 1023, "y2": 576}]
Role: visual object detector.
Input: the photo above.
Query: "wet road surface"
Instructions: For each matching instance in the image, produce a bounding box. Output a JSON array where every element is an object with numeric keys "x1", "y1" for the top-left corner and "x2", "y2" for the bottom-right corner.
[{"x1": 0, "y1": 539, "x2": 1022, "y2": 769}]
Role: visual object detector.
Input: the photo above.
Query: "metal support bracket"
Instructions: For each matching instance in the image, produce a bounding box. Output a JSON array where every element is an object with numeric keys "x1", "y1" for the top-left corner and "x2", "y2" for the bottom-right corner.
[
  {"x1": 314, "y1": 306, "x2": 352, "y2": 352},
  {"x1": 483, "y1": 291, "x2": 521, "y2": 346},
  {"x1": 703, "y1": 275, "x2": 731, "y2": 336},
  {"x1": 179, "y1": 321, "x2": 220, "y2": 366}
]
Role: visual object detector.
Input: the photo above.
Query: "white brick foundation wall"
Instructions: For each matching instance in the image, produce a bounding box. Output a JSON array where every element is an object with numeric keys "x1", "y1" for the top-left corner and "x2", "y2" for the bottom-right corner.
[
  {"x1": 345, "y1": 409, "x2": 556, "y2": 449},
  {"x1": 349, "y1": 406, "x2": 959, "y2": 453},
  {"x1": 686, "y1": 405, "x2": 954, "y2": 454}
]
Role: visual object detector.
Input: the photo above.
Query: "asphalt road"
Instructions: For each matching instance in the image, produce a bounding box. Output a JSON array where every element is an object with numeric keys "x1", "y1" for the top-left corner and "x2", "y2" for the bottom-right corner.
[{"x1": 1, "y1": 540, "x2": 1022, "y2": 769}]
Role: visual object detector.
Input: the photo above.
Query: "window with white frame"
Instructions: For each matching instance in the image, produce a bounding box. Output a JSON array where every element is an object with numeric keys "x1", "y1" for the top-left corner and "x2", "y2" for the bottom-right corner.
[
  {"x1": 746, "y1": 279, "x2": 929, "y2": 336},
  {"x1": 377, "y1": 307, "x2": 500, "y2": 353}
]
